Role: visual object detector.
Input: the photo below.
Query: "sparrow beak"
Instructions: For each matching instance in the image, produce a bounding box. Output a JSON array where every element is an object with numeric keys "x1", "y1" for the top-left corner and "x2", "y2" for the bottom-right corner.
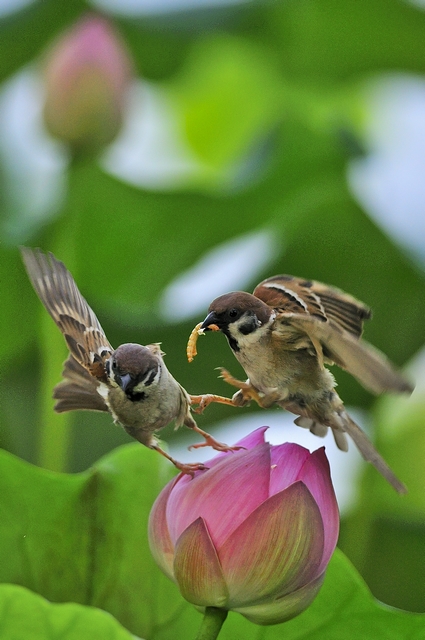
[
  {"x1": 201, "y1": 312, "x2": 220, "y2": 332},
  {"x1": 118, "y1": 373, "x2": 132, "y2": 392}
]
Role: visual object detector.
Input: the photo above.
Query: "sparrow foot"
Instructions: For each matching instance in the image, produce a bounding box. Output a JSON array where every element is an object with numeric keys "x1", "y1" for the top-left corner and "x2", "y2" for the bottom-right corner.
[
  {"x1": 151, "y1": 444, "x2": 207, "y2": 477},
  {"x1": 188, "y1": 425, "x2": 245, "y2": 453},
  {"x1": 218, "y1": 368, "x2": 267, "y2": 407},
  {"x1": 174, "y1": 460, "x2": 209, "y2": 477},
  {"x1": 189, "y1": 393, "x2": 235, "y2": 414}
]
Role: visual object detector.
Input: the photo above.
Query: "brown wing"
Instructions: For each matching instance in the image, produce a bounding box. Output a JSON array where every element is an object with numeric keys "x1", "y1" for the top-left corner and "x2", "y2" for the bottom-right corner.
[
  {"x1": 274, "y1": 311, "x2": 413, "y2": 395},
  {"x1": 21, "y1": 247, "x2": 113, "y2": 381},
  {"x1": 254, "y1": 275, "x2": 412, "y2": 395},
  {"x1": 54, "y1": 356, "x2": 109, "y2": 413},
  {"x1": 253, "y1": 274, "x2": 371, "y2": 339}
]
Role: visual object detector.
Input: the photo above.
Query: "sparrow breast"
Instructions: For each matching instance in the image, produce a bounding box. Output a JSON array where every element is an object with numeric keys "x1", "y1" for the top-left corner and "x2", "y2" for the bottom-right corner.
[
  {"x1": 104, "y1": 343, "x2": 186, "y2": 436},
  {"x1": 200, "y1": 290, "x2": 334, "y2": 401}
]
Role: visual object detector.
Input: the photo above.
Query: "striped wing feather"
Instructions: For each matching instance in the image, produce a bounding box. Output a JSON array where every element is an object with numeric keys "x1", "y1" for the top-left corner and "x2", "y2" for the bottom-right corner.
[
  {"x1": 254, "y1": 275, "x2": 412, "y2": 395},
  {"x1": 254, "y1": 274, "x2": 371, "y2": 338},
  {"x1": 21, "y1": 247, "x2": 113, "y2": 378}
]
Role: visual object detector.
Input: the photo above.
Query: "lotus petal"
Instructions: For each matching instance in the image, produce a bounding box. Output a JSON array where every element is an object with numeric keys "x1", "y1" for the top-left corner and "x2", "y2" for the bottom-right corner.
[
  {"x1": 166, "y1": 444, "x2": 271, "y2": 549},
  {"x1": 219, "y1": 482, "x2": 324, "y2": 608},
  {"x1": 173, "y1": 517, "x2": 229, "y2": 607},
  {"x1": 148, "y1": 477, "x2": 177, "y2": 580},
  {"x1": 233, "y1": 572, "x2": 325, "y2": 625},
  {"x1": 297, "y1": 448, "x2": 339, "y2": 572},
  {"x1": 269, "y1": 443, "x2": 311, "y2": 496}
]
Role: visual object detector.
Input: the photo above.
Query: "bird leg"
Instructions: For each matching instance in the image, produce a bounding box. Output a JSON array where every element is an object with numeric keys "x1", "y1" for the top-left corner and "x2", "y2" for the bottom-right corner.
[
  {"x1": 187, "y1": 424, "x2": 245, "y2": 453},
  {"x1": 189, "y1": 393, "x2": 236, "y2": 414},
  {"x1": 217, "y1": 368, "x2": 262, "y2": 405},
  {"x1": 150, "y1": 444, "x2": 207, "y2": 477},
  {"x1": 217, "y1": 368, "x2": 281, "y2": 408}
]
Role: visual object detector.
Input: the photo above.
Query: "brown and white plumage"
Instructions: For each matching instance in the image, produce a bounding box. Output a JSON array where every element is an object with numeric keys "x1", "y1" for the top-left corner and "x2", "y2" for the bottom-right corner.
[
  {"x1": 194, "y1": 274, "x2": 413, "y2": 493},
  {"x1": 21, "y1": 248, "x2": 235, "y2": 474},
  {"x1": 254, "y1": 275, "x2": 412, "y2": 396}
]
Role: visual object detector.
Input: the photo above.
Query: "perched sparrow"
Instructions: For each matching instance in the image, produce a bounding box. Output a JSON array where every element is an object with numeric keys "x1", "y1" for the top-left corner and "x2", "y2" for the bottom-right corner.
[
  {"x1": 21, "y1": 248, "x2": 235, "y2": 474},
  {"x1": 189, "y1": 274, "x2": 414, "y2": 493}
]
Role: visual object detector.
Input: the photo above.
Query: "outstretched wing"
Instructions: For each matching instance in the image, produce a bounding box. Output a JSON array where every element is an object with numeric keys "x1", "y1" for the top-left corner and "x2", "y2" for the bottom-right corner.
[
  {"x1": 254, "y1": 274, "x2": 371, "y2": 338},
  {"x1": 254, "y1": 275, "x2": 412, "y2": 395},
  {"x1": 21, "y1": 247, "x2": 113, "y2": 381},
  {"x1": 275, "y1": 311, "x2": 412, "y2": 395}
]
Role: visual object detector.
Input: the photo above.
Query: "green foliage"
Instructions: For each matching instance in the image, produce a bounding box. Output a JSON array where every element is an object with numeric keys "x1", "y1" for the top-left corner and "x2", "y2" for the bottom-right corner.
[
  {"x1": 340, "y1": 371, "x2": 425, "y2": 613},
  {"x1": 0, "y1": 444, "x2": 424, "y2": 639},
  {"x1": 0, "y1": 584, "x2": 138, "y2": 640},
  {"x1": 0, "y1": 0, "x2": 425, "y2": 636},
  {"x1": 171, "y1": 35, "x2": 283, "y2": 173}
]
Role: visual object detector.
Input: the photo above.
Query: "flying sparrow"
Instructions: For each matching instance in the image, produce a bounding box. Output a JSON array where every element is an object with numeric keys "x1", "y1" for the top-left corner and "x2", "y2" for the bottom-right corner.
[
  {"x1": 188, "y1": 274, "x2": 413, "y2": 493},
  {"x1": 21, "y1": 247, "x2": 236, "y2": 474}
]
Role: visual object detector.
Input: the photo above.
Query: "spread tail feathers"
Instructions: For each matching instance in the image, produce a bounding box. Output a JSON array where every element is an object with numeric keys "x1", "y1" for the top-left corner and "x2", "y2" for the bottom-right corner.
[
  {"x1": 53, "y1": 356, "x2": 109, "y2": 413},
  {"x1": 335, "y1": 409, "x2": 407, "y2": 494}
]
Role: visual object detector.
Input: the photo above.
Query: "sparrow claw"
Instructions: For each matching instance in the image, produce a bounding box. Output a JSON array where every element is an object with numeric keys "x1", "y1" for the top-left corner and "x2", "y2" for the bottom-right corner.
[
  {"x1": 188, "y1": 433, "x2": 245, "y2": 453},
  {"x1": 218, "y1": 368, "x2": 267, "y2": 407},
  {"x1": 231, "y1": 389, "x2": 251, "y2": 407},
  {"x1": 189, "y1": 393, "x2": 235, "y2": 414},
  {"x1": 151, "y1": 443, "x2": 207, "y2": 477},
  {"x1": 174, "y1": 461, "x2": 208, "y2": 477},
  {"x1": 189, "y1": 425, "x2": 245, "y2": 454}
]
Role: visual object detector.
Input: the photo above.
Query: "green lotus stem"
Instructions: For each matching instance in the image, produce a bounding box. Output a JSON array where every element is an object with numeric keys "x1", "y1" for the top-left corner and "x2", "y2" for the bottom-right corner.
[
  {"x1": 195, "y1": 607, "x2": 228, "y2": 640},
  {"x1": 38, "y1": 313, "x2": 71, "y2": 472},
  {"x1": 37, "y1": 170, "x2": 80, "y2": 472}
]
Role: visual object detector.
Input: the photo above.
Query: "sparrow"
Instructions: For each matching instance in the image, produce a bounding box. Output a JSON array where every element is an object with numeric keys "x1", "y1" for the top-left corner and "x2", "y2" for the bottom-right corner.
[
  {"x1": 189, "y1": 274, "x2": 414, "y2": 493},
  {"x1": 21, "y1": 247, "x2": 236, "y2": 475}
]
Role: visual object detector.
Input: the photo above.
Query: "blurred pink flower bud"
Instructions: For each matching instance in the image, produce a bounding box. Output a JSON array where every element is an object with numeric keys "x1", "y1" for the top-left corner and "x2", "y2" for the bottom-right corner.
[
  {"x1": 148, "y1": 427, "x2": 339, "y2": 626},
  {"x1": 42, "y1": 14, "x2": 133, "y2": 154}
]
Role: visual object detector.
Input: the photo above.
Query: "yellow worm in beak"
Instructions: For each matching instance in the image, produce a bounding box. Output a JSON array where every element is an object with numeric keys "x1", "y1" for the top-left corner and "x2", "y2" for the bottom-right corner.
[{"x1": 186, "y1": 322, "x2": 219, "y2": 362}]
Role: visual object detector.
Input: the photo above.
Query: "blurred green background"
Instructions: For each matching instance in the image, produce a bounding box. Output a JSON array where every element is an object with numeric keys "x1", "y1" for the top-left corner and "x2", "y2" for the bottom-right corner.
[{"x1": 0, "y1": 0, "x2": 424, "y2": 622}]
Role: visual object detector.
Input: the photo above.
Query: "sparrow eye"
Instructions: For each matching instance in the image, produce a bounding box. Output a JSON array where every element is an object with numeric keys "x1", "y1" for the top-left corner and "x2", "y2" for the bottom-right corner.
[{"x1": 228, "y1": 308, "x2": 239, "y2": 319}]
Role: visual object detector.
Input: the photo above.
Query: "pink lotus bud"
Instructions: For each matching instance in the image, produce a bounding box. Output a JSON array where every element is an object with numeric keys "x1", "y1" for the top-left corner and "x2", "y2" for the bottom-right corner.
[
  {"x1": 148, "y1": 428, "x2": 339, "y2": 625},
  {"x1": 42, "y1": 14, "x2": 133, "y2": 154}
]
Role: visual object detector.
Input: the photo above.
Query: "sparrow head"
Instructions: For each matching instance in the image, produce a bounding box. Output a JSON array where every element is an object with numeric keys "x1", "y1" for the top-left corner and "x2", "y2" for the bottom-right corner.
[
  {"x1": 201, "y1": 292, "x2": 273, "y2": 351},
  {"x1": 107, "y1": 343, "x2": 160, "y2": 400}
]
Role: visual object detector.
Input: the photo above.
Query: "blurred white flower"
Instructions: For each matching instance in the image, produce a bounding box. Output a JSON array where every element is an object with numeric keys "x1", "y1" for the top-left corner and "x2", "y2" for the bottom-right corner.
[
  {"x1": 90, "y1": 0, "x2": 250, "y2": 18},
  {"x1": 348, "y1": 75, "x2": 425, "y2": 267},
  {"x1": 101, "y1": 81, "x2": 200, "y2": 188},
  {"x1": 0, "y1": 0, "x2": 36, "y2": 18},
  {"x1": 159, "y1": 229, "x2": 281, "y2": 322},
  {"x1": 0, "y1": 67, "x2": 67, "y2": 241}
]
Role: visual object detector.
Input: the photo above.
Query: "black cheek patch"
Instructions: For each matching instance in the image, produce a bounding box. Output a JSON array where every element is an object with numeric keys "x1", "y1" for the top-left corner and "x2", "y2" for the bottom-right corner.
[
  {"x1": 239, "y1": 318, "x2": 258, "y2": 335},
  {"x1": 127, "y1": 391, "x2": 145, "y2": 402}
]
